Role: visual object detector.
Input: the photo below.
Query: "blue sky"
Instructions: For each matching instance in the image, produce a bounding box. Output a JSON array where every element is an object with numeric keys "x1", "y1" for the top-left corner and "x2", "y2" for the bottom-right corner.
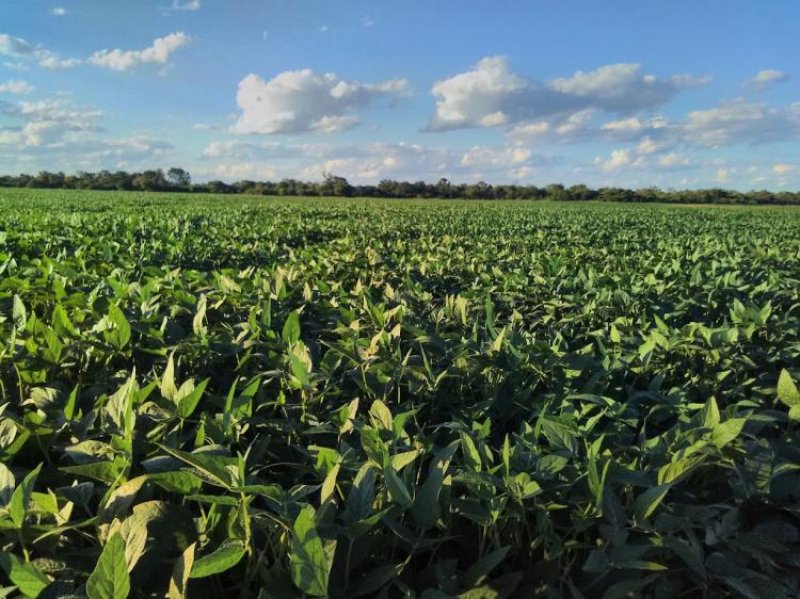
[{"x1": 1, "y1": 0, "x2": 798, "y2": 189}]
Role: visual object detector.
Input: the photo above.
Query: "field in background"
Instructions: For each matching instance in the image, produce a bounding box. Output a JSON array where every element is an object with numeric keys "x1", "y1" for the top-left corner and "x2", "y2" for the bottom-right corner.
[{"x1": 1, "y1": 188, "x2": 800, "y2": 598}]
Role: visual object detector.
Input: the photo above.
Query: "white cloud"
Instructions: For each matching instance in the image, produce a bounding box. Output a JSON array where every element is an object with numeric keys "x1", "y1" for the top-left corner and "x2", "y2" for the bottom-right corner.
[
  {"x1": 0, "y1": 33, "x2": 81, "y2": 69},
  {"x1": 0, "y1": 80, "x2": 33, "y2": 94},
  {"x1": 682, "y1": 99, "x2": 800, "y2": 147},
  {"x1": 427, "y1": 56, "x2": 708, "y2": 131},
  {"x1": 51, "y1": 7, "x2": 67, "y2": 16},
  {"x1": 231, "y1": 69, "x2": 409, "y2": 135},
  {"x1": 656, "y1": 152, "x2": 692, "y2": 169},
  {"x1": 460, "y1": 146, "x2": 531, "y2": 167},
  {"x1": 550, "y1": 63, "x2": 708, "y2": 113},
  {"x1": 199, "y1": 140, "x2": 546, "y2": 184},
  {"x1": 745, "y1": 69, "x2": 789, "y2": 91},
  {"x1": 172, "y1": 0, "x2": 201, "y2": 10},
  {"x1": 0, "y1": 97, "x2": 103, "y2": 147},
  {"x1": 772, "y1": 163, "x2": 794, "y2": 175},
  {"x1": 595, "y1": 149, "x2": 636, "y2": 172},
  {"x1": 715, "y1": 168, "x2": 732, "y2": 184},
  {"x1": 89, "y1": 32, "x2": 192, "y2": 71},
  {"x1": 317, "y1": 25, "x2": 330, "y2": 33}
]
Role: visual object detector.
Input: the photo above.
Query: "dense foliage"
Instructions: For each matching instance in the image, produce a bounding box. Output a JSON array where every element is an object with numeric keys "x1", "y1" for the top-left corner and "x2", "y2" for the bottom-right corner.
[
  {"x1": 1, "y1": 188, "x2": 800, "y2": 598},
  {"x1": 2, "y1": 170, "x2": 800, "y2": 204}
]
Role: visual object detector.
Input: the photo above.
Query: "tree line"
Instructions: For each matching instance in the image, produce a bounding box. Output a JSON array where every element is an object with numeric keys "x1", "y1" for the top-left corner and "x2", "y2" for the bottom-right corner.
[{"x1": 1, "y1": 168, "x2": 799, "y2": 204}]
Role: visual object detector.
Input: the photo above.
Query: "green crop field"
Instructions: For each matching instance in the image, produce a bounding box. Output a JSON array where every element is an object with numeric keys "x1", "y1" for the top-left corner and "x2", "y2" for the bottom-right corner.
[{"x1": 1, "y1": 188, "x2": 799, "y2": 598}]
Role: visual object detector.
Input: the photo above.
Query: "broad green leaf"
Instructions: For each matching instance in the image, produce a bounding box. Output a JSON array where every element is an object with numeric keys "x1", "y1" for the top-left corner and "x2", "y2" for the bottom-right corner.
[
  {"x1": 87, "y1": 533, "x2": 130, "y2": 599},
  {"x1": 12, "y1": 295, "x2": 26, "y2": 332},
  {"x1": 0, "y1": 462, "x2": 15, "y2": 507},
  {"x1": 777, "y1": 369, "x2": 800, "y2": 407},
  {"x1": 712, "y1": 418, "x2": 747, "y2": 449},
  {"x1": 190, "y1": 539, "x2": 246, "y2": 579},
  {"x1": 9, "y1": 464, "x2": 42, "y2": 529},
  {"x1": 193, "y1": 294, "x2": 207, "y2": 337},
  {"x1": 160, "y1": 354, "x2": 178, "y2": 401},
  {"x1": 320, "y1": 463, "x2": 340, "y2": 504},
  {"x1": 107, "y1": 304, "x2": 131, "y2": 349},
  {"x1": 0, "y1": 552, "x2": 50, "y2": 598},
  {"x1": 368, "y1": 400, "x2": 393, "y2": 431},
  {"x1": 52, "y1": 304, "x2": 78, "y2": 337},
  {"x1": 463, "y1": 546, "x2": 510, "y2": 588},
  {"x1": 384, "y1": 465, "x2": 413, "y2": 507},
  {"x1": 290, "y1": 505, "x2": 334, "y2": 597},
  {"x1": 282, "y1": 311, "x2": 301, "y2": 345},
  {"x1": 633, "y1": 484, "x2": 671, "y2": 522},
  {"x1": 177, "y1": 378, "x2": 210, "y2": 419},
  {"x1": 157, "y1": 445, "x2": 235, "y2": 489},
  {"x1": 390, "y1": 450, "x2": 420, "y2": 472},
  {"x1": 169, "y1": 543, "x2": 196, "y2": 599},
  {"x1": 701, "y1": 397, "x2": 720, "y2": 428}
]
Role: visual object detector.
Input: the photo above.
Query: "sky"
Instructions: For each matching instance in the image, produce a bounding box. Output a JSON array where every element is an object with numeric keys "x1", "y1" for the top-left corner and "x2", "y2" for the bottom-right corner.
[{"x1": 0, "y1": 0, "x2": 798, "y2": 190}]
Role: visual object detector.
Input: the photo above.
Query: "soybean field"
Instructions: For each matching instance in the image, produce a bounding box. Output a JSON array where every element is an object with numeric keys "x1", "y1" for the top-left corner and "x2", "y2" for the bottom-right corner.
[{"x1": 1, "y1": 188, "x2": 800, "y2": 598}]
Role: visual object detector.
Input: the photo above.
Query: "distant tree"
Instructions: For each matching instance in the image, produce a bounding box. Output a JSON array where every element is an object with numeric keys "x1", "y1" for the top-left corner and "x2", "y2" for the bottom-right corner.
[{"x1": 166, "y1": 167, "x2": 191, "y2": 189}]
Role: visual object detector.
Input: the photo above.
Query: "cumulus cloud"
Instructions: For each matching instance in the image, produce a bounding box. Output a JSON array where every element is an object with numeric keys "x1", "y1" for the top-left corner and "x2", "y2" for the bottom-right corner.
[
  {"x1": 595, "y1": 149, "x2": 637, "y2": 172},
  {"x1": 0, "y1": 94, "x2": 173, "y2": 171},
  {"x1": 199, "y1": 140, "x2": 548, "y2": 184},
  {"x1": 0, "y1": 97, "x2": 103, "y2": 147},
  {"x1": 745, "y1": 69, "x2": 789, "y2": 91},
  {"x1": 172, "y1": 0, "x2": 201, "y2": 10},
  {"x1": 550, "y1": 64, "x2": 708, "y2": 112},
  {"x1": 0, "y1": 80, "x2": 33, "y2": 94},
  {"x1": 681, "y1": 99, "x2": 800, "y2": 147},
  {"x1": 51, "y1": 7, "x2": 67, "y2": 16},
  {"x1": 772, "y1": 163, "x2": 794, "y2": 175},
  {"x1": 231, "y1": 70, "x2": 409, "y2": 135},
  {"x1": 0, "y1": 33, "x2": 81, "y2": 69},
  {"x1": 427, "y1": 56, "x2": 707, "y2": 131},
  {"x1": 89, "y1": 32, "x2": 192, "y2": 71}
]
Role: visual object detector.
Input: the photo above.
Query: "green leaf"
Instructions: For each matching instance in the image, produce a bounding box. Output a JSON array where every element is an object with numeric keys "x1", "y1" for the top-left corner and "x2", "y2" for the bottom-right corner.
[
  {"x1": 282, "y1": 311, "x2": 301, "y2": 345},
  {"x1": 106, "y1": 304, "x2": 131, "y2": 349},
  {"x1": 177, "y1": 378, "x2": 210, "y2": 419},
  {"x1": 9, "y1": 463, "x2": 41, "y2": 529},
  {"x1": 11, "y1": 295, "x2": 26, "y2": 332},
  {"x1": 633, "y1": 484, "x2": 671, "y2": 522},
  {"x1": 411, "y1": 446, "x2": 455, "y2": 531},
  {"x1": 160, "y1": 354, "x2": 178, "y2": 402},
  {"x1": 86, "y1": 533, "x2": 130, "y2": 599},
  {"x1": 168, "y1": 542, "x2": 195, "y2": 599},
  {"x1": 52, "y1": 304, "x2": 78, "y2": 337},
  {"x1": 0, "y1": 552, "x2": 50, "y2": 598},
  {"x1": 712, "y1": 418, "x2": 747, "y2": 449},
  {"x1": 463, "y1": 546, "x2": 510, "y2": 588},
  {"x1": 190, "y1": 539, "x2": 246, "y2": 579},
  {"x1": 320, "y1": 463, "x2": 340, "y2": 504},
  {"x1": 777, "y1": 369, "x2": 800, "y2": 407},
  {"x1": 148, "y1": 471, "x2": 203, "y2": 495},
  {"x1": 384, "y1": 465, "x2": 413, "y2": 508},
  {"x1": 157, "y1": 445, "x2": 234, "y2": 489},
  {"x1": 61, "y1": 459, "x2": 124, "y2": 484},
  {"x1": 351, "y1": 563, "x2": 404, "y2": 597},
  {"x1": 390, "y1": 450, "x2": 419, "y2": 472},
  {"x1": 0, "y1": 462, "x2": 15, "y2": 507},
  {"x1": 701, "y1": 396, "x2": 720, "y2": 428},
  {"x1": 460, "y1": 432, "x2": 481, "y2": 472},
  {"x1": 290, "y1": 505, "x2": 334, "y2": 597},
  {"x1": 368, "y1": 400, "x2": 393, "y2": 431},
  {"x1": 193, "y1": 294, "x2": 207, "y2": 337}
]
